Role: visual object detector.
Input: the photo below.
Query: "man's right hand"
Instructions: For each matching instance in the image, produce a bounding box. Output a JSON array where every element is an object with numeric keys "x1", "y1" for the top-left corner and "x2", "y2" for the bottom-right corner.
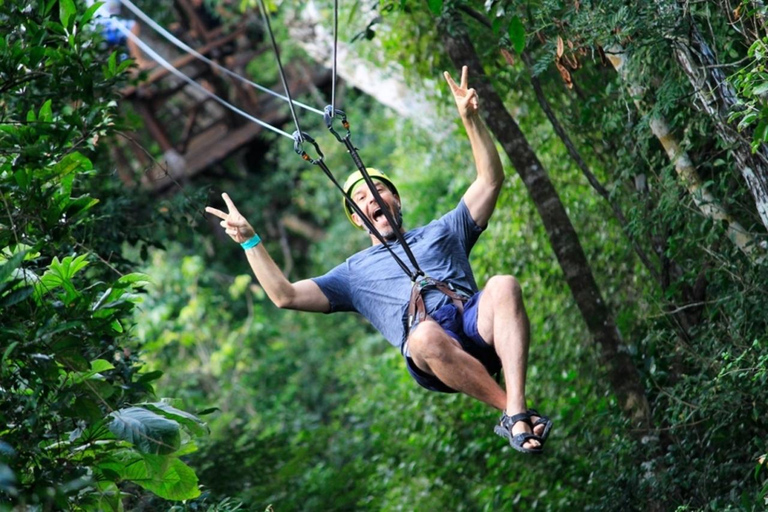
[{"x1": 205, "y1": 192, "x2": 256, "y2": 244}]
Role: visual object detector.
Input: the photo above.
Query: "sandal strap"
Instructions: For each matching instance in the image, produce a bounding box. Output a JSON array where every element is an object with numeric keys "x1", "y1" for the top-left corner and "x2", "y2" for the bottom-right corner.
[
  {"x1": 527, "y1": 408, "x2": 551, "y2": 426},
  {"x1": 513, "y1": 432, "x2": 543, "y2": 443},
  {"x1": 502, "y1": 412, "x2": 533, "y2": 429}
]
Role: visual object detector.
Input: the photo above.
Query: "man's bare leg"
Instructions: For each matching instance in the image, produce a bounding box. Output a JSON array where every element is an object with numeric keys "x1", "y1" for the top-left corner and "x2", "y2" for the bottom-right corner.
[
  {"x1": 408, "y1": 319, "x2": 506, "y2": 410},
  {"x1": 407, "y1": 275, "x2": 542, "y2": 449},
  {"x1": 476, "y1": 275, "x2": 543, "y2": 445}
]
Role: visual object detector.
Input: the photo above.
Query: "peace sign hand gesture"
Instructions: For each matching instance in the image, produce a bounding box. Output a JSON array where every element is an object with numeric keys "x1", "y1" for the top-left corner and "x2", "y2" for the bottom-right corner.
[
  {"x1": 444, "y1": 65, "x2": 479, "y2": 120},
  {"x1": 205, "y1": 193, "x2": 256, "y2": 244}
]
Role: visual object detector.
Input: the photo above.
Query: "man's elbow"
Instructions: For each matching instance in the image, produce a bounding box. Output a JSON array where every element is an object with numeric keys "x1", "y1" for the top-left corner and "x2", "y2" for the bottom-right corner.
[
  {"x1": 272, "y1": 295, "x2": 294, "y2": 309},
  {"x1": 269, "y1": 288, "x2": 296, "y2": 309}
]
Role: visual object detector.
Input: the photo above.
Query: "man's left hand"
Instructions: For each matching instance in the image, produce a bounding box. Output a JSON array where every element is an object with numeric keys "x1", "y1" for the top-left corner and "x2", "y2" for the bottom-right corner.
[{"x1": 444, "y1": 65, "x2": 479, "y2": 119}]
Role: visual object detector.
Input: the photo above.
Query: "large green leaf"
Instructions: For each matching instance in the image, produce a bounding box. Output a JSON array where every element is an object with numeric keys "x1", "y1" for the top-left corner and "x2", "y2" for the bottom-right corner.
[
  {"x1": 108, "y1": 407, "x2": 181, "y2": 455},
  {"x1": 139, "y1": 401, "x2": 209, "y2": 437},
  {"x1": 34, "y1": 254, "x2": 90, "y2": 304},
  {"x1": 117, "y1": 451, "x2": 200, "y2": 500},
  {"x1": 58, "y1": 0, "x2": 76, "y2": 29}
]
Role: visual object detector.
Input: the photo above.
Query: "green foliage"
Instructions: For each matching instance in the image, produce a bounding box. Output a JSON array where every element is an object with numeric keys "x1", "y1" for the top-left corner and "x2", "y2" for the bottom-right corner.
[
  {"x1": 168, "y1": 0, "x2": 767, "y2": 509},
  {"x1": 4, "y1": 0, "x2": 761, "y2": 509},
  {"x1": 0, "y1": 0, "x2": 209, "y2": 508},
  {"x1": 508, "y1": 15, "x2": 525, "y2": 54},
  {"x1": 729, "y1": 35, "x2": 768, "y2": 152}
]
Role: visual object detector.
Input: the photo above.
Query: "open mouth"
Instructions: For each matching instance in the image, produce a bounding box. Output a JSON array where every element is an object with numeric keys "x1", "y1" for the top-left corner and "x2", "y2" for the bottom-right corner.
[{"x1": 372, "y1": 207, "x2": 384, "y2": 221}]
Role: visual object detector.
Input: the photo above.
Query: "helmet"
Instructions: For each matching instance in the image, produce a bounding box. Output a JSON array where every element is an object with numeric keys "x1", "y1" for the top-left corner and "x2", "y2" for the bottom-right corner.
[{"x1": 342, "y1": 168, "x2": 399, "y2": 229}]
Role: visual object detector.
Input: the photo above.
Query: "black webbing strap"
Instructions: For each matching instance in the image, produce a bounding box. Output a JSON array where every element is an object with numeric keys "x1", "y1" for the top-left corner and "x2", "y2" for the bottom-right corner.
[
  {"x1": 324, "y1": 107, "x2": 425, "y2": 279},
  {"x1": 293, "y1": 131, "x2": 420, "y2": 280},
  {"x1": 407, "y1": 277, "x2": 470, "y2": 333},
  {"x1": 259, "y1": 0, "x2": 425, "y2": 284}
]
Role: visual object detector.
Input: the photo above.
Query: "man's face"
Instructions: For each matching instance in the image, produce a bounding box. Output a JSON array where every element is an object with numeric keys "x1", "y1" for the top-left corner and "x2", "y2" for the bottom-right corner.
[{"x1": 350, "y1": 179, "x2": 402, "y2": 241}]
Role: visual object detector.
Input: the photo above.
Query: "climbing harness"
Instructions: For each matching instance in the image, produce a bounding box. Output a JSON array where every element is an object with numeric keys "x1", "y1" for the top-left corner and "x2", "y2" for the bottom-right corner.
[{"x1": 407, "y1": 277, "x2": 470, "y2": 331}]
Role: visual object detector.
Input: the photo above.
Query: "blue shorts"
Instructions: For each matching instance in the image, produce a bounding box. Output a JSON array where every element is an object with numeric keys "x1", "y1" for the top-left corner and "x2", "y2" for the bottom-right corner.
[{"x1": 402, "y1": 292, "x2": 501, "y2": 393}]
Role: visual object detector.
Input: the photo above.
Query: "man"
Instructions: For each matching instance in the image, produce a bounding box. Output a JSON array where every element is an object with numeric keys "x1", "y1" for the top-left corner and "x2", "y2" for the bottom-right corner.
[{"x1": 206, "y1": 66, "x2": 552, "y2": 453}]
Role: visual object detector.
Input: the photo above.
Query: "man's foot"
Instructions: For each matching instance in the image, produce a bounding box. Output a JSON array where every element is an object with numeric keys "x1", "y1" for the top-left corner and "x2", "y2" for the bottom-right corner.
[
  {"x1": 494, "y1": 412, "x2": 543, "y2": 454},
  {"x1": 527, "y1": 408, "x2": 553, "y2": 443}
]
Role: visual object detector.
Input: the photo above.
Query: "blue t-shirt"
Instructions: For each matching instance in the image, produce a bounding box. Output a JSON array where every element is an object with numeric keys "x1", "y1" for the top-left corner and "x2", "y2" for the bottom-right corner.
[{"x1": 312, "y1": 200, "x2": 484, "y2": 347}]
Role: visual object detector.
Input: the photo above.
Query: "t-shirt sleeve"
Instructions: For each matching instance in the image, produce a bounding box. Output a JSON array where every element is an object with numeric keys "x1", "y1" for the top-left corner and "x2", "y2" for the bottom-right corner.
[
  {"x1": 311, "y1": 261, "x2": 356, "y2": 313},
  {"x1": 437, "y1": 199, "x2": 485, "y2": 254}
]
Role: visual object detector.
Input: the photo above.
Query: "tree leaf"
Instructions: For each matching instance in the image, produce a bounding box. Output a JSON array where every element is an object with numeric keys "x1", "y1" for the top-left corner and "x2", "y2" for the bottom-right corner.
[
  {"x1": 0, "y1": 286, "x2": 34, "y2": 308},
  {"x1": 116, "y1": 272, "x2": 154, "y2": 287},
  {"x1": 427, "y1": 0, "x2": 442, "y2": 16},
  {"x1": 80, "y1": 1, "x2": 103, "y2": 26},
  {"x1": 508, "y1": 15, "x2": 526, "y2": 54},
  {"x1": 90, "y1": 359, "x2": 115, "y2": 373},
  {"x1": 751, "y1": 82, "x2": 768, "y2": 96},
  {"x1": 137, "y1": 370, "x2": 164, "y2": 383},
  {"x1": 139, "y1": 401, "x2": 210, "y2": 437},
  {"x1": 0, "y1": 251, "x2": 26, "y2": 284},
  {"x1": 116, "y1": 451, "x2": 200, "y2": 500},
  {"x1": 59, "y1": 0, "x2": 76, "y2": 29},
  {"x1": 492, "y1": 16, "x2": 503, "y2": 35},
  {"x1": 38, "y1": 99, "x2": 53, "y2": 123},
  {"x1": 108, "y1": 407, "x2": 181, "y2": 455},
  {"x1": 2, "y1": 342, "x2": 19, "y2": 372}
]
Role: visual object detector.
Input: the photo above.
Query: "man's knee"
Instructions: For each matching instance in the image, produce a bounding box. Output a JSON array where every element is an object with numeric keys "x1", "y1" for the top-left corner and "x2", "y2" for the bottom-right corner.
[
  {"x1": 486, "y1": 275, "x2": 523, "y2": 304},
  {"x1": 408, "y1": 320, "x2": 459, "y2": 363}
]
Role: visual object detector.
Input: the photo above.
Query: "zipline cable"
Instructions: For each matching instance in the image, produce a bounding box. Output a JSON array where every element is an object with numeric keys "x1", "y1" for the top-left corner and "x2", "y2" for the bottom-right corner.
[
  {"x1": 330, "y1": 0, "x2": 338, "y2": 115},
  {"x1": 256, "y1": 0, "x2": 304, "y2": 141},
  {"x1": 115, "y1": 22, "x2": 293, "y2": 139},
  {"x1": 117, "y1": 0, "x2": 324, "y2": 116}
]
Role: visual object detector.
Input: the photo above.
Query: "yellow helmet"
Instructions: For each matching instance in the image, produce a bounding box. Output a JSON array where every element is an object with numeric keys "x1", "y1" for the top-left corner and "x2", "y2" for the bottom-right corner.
[{"x1": 342, "y1": 168, "x2": 399, "y2": 229}]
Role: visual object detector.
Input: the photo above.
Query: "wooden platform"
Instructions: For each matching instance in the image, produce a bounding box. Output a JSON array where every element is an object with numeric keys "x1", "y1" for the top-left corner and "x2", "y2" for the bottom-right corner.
[{"x1": 116, "y1": 10, "x2": 331, "y2": 192}]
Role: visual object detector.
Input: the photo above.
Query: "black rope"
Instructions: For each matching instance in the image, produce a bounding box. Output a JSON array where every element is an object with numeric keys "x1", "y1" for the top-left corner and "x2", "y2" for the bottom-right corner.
[
  {"x1": 257, "y1": 0, "x2": 304, "y2": 141},
  {"x1": 324, "y1": 108, "x2": 425, "y2": 278},
  {"x1": 294, "y1": 132, "x2": 419, "y2": 280},
  {"x1": 256, "y1": 0, "x2": 425, "y2": 281}
]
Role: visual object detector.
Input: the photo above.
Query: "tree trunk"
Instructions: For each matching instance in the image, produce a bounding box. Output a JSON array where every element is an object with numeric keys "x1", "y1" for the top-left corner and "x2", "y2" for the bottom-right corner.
[
  {"x1": 657, "y1": 1, "x2": 768, "y2": 232},
  {"x1": 606, "y1": 47, "x2": 762, "y2": 260},
  {"x1": 438, "y1": 15, "x2": 651, "y2": 429}
]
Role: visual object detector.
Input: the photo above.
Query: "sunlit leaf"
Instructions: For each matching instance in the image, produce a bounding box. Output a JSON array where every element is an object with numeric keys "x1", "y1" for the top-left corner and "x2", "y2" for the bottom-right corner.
[
  {"x1": 139, "y1": 401, "x2": 209, "y2": 437},
  {"x1": 59, "y1": 0, "x2": 75, "y2": 28},
  {"x1": 108, "y1": 407, "x2": 181, "y2": 455}
]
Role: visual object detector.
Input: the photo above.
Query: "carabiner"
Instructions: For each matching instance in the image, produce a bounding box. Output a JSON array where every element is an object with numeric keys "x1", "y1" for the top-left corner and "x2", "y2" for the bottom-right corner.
[
  {"x1": 293, "y1": 131, "x2": 324, "y2": 165},
  {"x1": 324, "y1": 105, "x2": 350, "y2": 142}
]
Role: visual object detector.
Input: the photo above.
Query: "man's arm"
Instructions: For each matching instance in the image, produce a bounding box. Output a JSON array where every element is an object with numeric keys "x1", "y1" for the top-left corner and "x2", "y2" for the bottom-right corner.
[
  {"x1": 206, "y1": 193, "x2": 331, "y2": 312},
  {"x1": 444, "y1": 66, "x2": 504, "y2": 228}
]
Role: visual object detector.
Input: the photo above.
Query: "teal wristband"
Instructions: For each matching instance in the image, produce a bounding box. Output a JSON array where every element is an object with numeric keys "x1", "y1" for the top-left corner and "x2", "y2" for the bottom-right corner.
[{"x1": 240, "y1": 234, "x2": 261, "y2": 250}]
